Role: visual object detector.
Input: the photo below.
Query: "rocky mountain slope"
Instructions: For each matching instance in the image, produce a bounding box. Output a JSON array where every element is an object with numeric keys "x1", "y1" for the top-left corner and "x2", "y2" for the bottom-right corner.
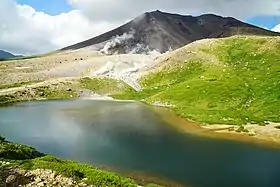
[{"x1": 62, "y1": 10, "x2": 280, "y2": 54}]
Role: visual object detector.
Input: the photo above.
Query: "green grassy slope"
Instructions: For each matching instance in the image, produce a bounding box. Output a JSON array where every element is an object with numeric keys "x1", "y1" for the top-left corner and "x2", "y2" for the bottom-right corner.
[
  {"x1": 79, "y1": 77, "x2": 134, "y2": 95},
  {"x1": 114, "y1": 36, "x2": 280, "y2": 125}
]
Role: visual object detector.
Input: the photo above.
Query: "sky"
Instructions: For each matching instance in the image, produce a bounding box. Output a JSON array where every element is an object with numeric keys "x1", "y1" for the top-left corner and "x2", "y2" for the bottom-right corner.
[{"x1": 1, "y1": 0, "x2": 280, "y2": 55}]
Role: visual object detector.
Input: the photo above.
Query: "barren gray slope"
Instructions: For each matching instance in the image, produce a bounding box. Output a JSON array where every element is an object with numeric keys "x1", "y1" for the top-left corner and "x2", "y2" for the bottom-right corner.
[{"x1": 62, "y1": 10, "x2": 280, "y2": 53}]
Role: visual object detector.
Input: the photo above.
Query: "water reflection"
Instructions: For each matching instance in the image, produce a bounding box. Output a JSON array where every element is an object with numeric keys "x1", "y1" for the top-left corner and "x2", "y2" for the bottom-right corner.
[{"x1": 0, "y1": 100, "x2": 280, "y2": 187}]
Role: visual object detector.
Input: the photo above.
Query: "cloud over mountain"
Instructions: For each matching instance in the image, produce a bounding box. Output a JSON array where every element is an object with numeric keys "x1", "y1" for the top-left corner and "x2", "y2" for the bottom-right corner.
[
  {"x1": 69, "y1": 0, "x2": 280, "y2": 21},
  {"x1": 1, "y1": 0, "x2": 280, "y2": 55},
  {"x1": 0, "y1": 0, "x2": 117, "y2": 55}
]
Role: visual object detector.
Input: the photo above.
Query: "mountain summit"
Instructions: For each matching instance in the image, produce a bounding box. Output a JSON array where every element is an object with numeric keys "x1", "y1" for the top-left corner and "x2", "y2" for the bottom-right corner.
[{"x1": 62, "y1": 10, "x2": 279, "y2": 54}]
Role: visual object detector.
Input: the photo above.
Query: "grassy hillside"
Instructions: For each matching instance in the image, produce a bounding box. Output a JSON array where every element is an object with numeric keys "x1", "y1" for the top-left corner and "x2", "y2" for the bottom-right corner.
[
  {"x1": 114, "y1": 36, "x2": 280, "y2": 125},
  {"x1": 79, "y1": 77, "x2": 134, "y2": 95}
]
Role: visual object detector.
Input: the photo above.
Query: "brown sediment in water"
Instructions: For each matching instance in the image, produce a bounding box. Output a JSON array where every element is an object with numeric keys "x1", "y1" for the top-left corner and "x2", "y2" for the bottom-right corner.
[
  {"x1": 95, "y1": 165, "x2": 187, "y2": 187},
  {"x1": 126, "y1": 172, "x2": 186, "y2": 187},
  {"x1": 150, "y1": 106, "x2": 280, "y2": 150}
]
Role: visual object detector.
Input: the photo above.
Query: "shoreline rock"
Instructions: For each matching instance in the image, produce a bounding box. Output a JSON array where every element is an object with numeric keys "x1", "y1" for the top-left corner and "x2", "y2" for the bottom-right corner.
[{"x1": 2, "y1": 168, "x2": 92, "y2": 187}]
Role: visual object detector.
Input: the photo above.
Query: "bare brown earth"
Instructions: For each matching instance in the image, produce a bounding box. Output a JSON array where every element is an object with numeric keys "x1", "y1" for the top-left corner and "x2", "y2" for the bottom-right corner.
[{"x1": 202, "y1": 123, "x2": 280, "y2": 145}]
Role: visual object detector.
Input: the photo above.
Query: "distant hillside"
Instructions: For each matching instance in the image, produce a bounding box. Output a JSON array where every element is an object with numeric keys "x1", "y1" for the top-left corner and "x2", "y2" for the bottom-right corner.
[
  {"x1": 62, "y1": 10, "x2": 280, "y2": 54},
  {"x1": 0, "y1": 50, "x2": 16, "y2": 59},
  {"x1": 114, "y1": 36, "x2": 280, "y2": 125},
  {"x1": 0, "y1": 50, "x2": 23, "y2": 60}
]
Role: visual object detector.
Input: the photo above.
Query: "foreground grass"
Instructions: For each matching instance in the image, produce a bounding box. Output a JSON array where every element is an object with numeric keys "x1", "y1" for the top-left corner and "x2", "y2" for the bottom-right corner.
[
  {"x1": 114, "y1": 36, "x2": 280, "y2": 125},
  {"x1": 0, "y1": 136, "x2": 143, "y2": 187}
]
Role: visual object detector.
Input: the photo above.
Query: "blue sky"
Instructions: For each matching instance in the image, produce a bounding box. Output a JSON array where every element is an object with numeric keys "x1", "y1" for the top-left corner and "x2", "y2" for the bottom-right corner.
[
  {"x1": 247, "y1": 16, "x2": 280, "y2": 30},
  {"x1": 17, "y1": 0, "x2": 73, "y2": 15}
]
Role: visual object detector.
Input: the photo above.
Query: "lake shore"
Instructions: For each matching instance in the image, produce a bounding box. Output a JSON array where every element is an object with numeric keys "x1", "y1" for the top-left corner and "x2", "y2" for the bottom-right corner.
[
  {"x1": 1, "y1": 85, "x2": 280, "y2": 149},
  {"x1": 1, "y1": 96, "x2": 280, "y2": 187},
  {"x1": 152, "y1": 106, "x2": 280, "y2": 149}
]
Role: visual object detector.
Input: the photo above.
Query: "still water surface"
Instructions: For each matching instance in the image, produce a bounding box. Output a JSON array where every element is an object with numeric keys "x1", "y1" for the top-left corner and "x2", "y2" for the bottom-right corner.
[{"x1": 0, "y1": 100, "x2": 280, "y2": 187}]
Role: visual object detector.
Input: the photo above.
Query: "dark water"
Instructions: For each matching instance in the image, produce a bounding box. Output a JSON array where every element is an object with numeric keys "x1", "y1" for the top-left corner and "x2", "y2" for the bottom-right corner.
[{"x1": 0, "y1": 100, "x2": 280, "y2": 187}]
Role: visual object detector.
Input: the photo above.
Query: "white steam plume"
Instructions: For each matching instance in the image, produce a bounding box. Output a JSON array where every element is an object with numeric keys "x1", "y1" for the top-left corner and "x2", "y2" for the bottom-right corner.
[{"x1": 100, "y1": 29, "x2": 135, "y2": 54}]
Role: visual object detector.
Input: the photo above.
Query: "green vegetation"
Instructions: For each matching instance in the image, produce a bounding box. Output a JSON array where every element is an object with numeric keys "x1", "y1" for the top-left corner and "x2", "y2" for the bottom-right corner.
[
  {"x1": 22, "y1": 156, "x2": 138, "y2": 186},
  {"x1": 34, "y1": 84, "x2": 78, "y2": 99},
  {"x1": 0, "y1": 82, "x2": 78, "y2": 106},
  {"x1": 114, "y1": 36, "x2": 280, "y2": 125},
  {"x1": 235, "y1": 126, "x2": 249, "y2": 133},
  {"x1": 80, "y1": 77, "x2": 134, "y2": 95},
  {"x1": 0, "y1": 81, "x2": 41, "y2": 90},
  {"x1": 0, "y1": 139, "x2": 145, "y2": 187},
  {"x1": 0, "y1": 95, "x2": 24, "y2": 106},
  {"x1": 0, "y1": 138, "x2": 44, "y2": 160}
]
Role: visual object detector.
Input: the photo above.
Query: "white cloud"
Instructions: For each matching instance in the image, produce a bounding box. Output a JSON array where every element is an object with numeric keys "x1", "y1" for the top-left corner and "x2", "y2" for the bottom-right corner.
[
  {"x1": 68, "y1": 0, "x2": 280, "y2": 22},
  {"x1": 0, "y1": 0, "x2": 117, "y2": 55},
  {"x1": 272, "y1": 24, "x2": 280, "y2": 32},
  {"x1": 2, "y1": 0, "x2": 280, "y2": 55}
]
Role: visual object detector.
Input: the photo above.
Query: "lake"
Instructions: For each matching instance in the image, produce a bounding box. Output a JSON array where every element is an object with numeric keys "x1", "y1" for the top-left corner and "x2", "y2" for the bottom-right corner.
[{"x1": 0, "y1": 100, "x2": 280, "y2": 187}]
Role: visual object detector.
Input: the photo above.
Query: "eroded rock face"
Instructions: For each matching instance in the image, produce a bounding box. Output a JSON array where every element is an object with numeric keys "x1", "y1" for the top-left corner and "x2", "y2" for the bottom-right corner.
[{"x1": 1, "y1": 167, "x2": 91, "y2": 187}]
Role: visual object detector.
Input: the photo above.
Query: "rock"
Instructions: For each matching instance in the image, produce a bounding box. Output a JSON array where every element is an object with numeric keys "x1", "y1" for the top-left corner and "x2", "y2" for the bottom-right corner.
[
  {"x1": 53, "y1": 181, "x2": 59, "y2": 185},
  {"x1": 38, "y1": 182, "x2": 46, "y2": 186},
  {"x1": 50, "y1": 172, "x2": 57, "y2": 179},
  {"x1": 79, "y1": 183, "x2": 87, "y2": 187},
  {"x1": 249, "y1": 132, "x2": 256, "y2": 136},
  {"x1": 6, "y1": 175, "x2": 17, "y2": 184},
  {"x1": 17, "y1": 169, "x2": 26, "y2": 176},
  {"x1": 35, "y1": 177, "x2": 42, "y2": 183},
  {"x1": 39, "y1": 92, "x2": 45, "y2": 96}
]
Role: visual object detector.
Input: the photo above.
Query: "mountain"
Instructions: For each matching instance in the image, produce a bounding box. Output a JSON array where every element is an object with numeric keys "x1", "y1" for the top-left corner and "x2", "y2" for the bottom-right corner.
[
  {"x1": 62, "y1": 10, "x2": 280, "y2": 54},
  {"x1": 0, "y1": 50, "x2": 24, "y2": 60},
  {"x1": 0, "y1": 50, "x2": 16, "y2": 59}
]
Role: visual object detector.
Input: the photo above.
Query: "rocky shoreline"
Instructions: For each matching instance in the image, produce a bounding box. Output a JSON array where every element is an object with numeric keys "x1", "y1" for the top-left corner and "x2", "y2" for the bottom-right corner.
[{"x1": 2, "y1": 167, "x2": 91, "y2": 187}]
